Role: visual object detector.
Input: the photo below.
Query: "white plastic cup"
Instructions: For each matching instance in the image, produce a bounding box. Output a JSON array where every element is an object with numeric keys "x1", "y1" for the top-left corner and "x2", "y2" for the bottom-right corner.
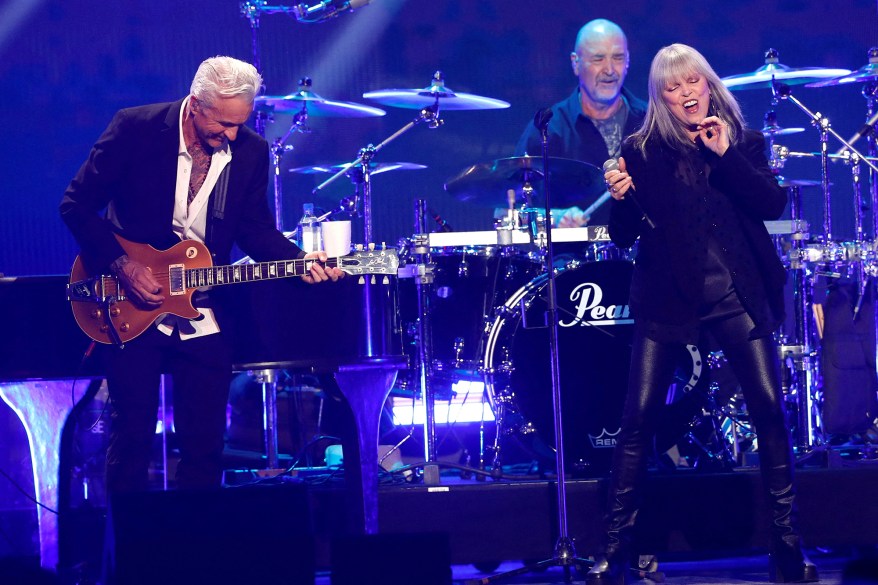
[{"x1": 320, "y1": 220, "x2": 352, "y2": 257}]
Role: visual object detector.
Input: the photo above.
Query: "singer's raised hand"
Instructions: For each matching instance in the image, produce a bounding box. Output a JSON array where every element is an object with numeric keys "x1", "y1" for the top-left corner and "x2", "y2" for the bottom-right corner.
[
  {"x1": 697, "y1": 115, "x2": 729, "y2": 156},
  {"x1": 604, "y1": 156, "x2": 634, "y2": 200}
]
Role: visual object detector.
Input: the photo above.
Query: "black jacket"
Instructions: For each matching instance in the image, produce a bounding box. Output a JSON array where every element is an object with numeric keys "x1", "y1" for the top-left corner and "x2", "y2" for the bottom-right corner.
[
  {"x1": 60, "y1": 99, "x2": 301, "y2": 275},
  {"x1": 609, "y1": 129, "x2": 787, "y2": 343}
]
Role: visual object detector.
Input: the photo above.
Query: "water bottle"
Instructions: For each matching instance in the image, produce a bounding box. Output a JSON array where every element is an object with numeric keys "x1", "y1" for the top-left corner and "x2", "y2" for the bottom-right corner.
[{"x1": 295, "y1": 203, "x2": 322, "y2": 253}]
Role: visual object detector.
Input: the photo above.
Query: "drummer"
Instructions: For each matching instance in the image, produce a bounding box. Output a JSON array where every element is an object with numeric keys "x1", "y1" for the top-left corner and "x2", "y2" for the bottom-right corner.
[{"x1": 514, "y1": 18, "x2": 646, "y2": 227}]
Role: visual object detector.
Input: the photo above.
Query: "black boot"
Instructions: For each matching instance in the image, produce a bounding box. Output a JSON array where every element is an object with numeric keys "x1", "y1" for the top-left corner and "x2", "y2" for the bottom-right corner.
[
  {"x1": 586, "y1": 486, "x2": 638, "y2": 585},
  {"x1": 766, "y1": 482, "x2": 819, "y2": 583}
]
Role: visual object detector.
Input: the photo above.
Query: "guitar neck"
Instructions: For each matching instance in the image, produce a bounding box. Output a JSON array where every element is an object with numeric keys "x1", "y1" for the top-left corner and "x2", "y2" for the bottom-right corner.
[{"x1": 185, "y1": 257, "x2": 337, "y2": 289}]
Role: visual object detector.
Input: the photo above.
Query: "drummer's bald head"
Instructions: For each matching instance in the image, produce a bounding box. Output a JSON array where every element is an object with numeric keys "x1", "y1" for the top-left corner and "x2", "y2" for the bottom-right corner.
[{"x1": 574, "y1": 19, "x2": 627, "y2": 53}]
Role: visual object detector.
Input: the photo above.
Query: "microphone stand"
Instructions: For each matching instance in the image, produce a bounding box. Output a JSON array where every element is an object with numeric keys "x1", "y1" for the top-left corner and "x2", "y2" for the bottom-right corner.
[{"x1": 467, "y1": 111, "x2": 592, "y2": 583}]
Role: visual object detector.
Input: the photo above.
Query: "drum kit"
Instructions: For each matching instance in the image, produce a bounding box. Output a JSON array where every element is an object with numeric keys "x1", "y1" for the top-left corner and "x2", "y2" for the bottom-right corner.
[{"x1": 240, "y1": 3, "x2": 878, "y2": 480}]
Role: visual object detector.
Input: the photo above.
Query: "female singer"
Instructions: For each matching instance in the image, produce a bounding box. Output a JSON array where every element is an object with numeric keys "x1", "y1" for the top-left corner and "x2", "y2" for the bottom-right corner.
[{"x1": 592, "y1": 43, "x2": 818, "y2": 584}]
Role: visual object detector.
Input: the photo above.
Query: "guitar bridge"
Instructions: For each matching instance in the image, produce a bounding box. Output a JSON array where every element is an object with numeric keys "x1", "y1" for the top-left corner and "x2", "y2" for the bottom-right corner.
[{"x1": 66, "y1": 276, "x2": 124, "y2": 303}]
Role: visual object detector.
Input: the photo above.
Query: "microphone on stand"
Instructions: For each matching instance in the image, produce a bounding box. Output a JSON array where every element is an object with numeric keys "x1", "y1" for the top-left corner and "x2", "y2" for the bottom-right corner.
[
  {"x1": 603, "y1": 158, "x2": 656, "y2": 229},
  {"x1": 533, "y1": 107, "x2": 554, "y2": 133},
  {"x1": 292, "y1": 0, "x2": 370, "y2": 23}
]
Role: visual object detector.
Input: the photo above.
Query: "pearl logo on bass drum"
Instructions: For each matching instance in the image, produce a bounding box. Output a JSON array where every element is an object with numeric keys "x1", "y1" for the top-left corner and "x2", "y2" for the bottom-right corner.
[{"x1": 559, "y1": 281, "x2": 633, "y2": 327}]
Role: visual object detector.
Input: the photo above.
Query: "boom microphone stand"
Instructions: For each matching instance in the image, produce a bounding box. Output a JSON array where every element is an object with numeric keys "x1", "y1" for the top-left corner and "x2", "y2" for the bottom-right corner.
[{"x1": 466, "y1": 109, "x2": 591, "y2": 584}]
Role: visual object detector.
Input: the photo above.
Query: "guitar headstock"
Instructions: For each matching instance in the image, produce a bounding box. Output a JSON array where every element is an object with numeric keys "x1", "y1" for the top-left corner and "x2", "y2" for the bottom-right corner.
[{"x1": 337, "y1": 247, "x2": 399, "y2": 276}]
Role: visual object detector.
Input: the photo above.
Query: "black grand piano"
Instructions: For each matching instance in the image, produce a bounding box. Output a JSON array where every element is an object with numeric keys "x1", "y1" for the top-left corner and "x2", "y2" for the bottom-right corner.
[{"x1": 0, "y1": 264, "x2": 406, "y2": 570}]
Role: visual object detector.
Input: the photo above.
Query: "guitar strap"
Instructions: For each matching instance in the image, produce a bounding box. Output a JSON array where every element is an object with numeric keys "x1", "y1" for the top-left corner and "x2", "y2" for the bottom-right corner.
[{"x1": 206, "y1": 164, "x2": 230, "y2": 247}]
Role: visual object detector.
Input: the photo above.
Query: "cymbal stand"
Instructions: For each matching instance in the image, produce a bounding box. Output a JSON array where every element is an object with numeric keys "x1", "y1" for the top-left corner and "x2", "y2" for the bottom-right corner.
[
  {"x1": 269, "y1": 102, "x2": 311, "y2": 231},
  {"x1": 313, "y1": 104, "x2": 443, "y2": 244},
  {"x1": 399, "y1": 203, "x2": 500, "y2": 486},
  {"x1": 469, "y1": 111, "x2": 590, "y2": 585},
  {"x1": 411, "y1": 200, "x2": 439, "y2": 484},
  {"x1": 240, "y1": 2, "x2": 267, "y2": 136},
  {"x1": 773, "y1": 81, "x2": 878, "y2": 451},
  {"x1": 785, "y1": 184, "x2": 820, "y2": 451}
]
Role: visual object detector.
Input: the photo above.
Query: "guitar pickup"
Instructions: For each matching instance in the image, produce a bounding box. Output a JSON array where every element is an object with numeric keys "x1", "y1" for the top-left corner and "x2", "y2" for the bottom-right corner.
[{"x1": 168, "y1": 264, "x2": 186, "y2": 295}]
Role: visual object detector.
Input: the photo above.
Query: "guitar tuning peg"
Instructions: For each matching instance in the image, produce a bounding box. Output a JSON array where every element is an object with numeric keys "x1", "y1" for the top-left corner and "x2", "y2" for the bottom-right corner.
[
  {"x1": 355, "y1": 243, "x2": 364, "y2": 252},
  {"x1": 382, "y1": 276, "x2": 389, "y2": 285},
  {"x1": 358, "y1": 276, "x2": 365, "y2": 285},
  {"x1": 381, "y1": 241, "x2": 387, "y2": 250},
  {"x1": 370, "y1": 275, "x2": 376, "y2": 284},
  {"x1": 368, "y1": 242, "x2": 376, "y2": 251}
]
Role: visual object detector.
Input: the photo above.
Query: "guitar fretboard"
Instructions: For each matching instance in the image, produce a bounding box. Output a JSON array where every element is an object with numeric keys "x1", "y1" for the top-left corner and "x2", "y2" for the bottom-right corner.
[{"x1": 182, "y1": 258, "x2": 340, "y2": 289}]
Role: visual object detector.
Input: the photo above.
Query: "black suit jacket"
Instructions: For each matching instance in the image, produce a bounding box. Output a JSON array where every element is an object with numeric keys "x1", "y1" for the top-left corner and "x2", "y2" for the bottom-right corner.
[
  {"x1": 609, "y1": 129, "x2": 787, "y2": 343},
  {"x1": 60, "y1": 99, "x2": 301, "y2": 275}
]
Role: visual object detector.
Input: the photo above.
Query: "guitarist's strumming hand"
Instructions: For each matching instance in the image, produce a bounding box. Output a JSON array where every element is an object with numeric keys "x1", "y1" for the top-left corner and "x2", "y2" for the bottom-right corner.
[
  {"x1": 111, "y1": 255, "x2": 165, "y2": 308},
  {"x1": 301, "y1": 251, "x2": 345, "y2": 284}
]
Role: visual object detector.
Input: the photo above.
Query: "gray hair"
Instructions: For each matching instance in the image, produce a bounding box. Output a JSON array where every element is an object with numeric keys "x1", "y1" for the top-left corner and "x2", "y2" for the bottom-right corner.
[
  {"x1": 631, "y1": 43, "x2": 744, "y2": 154},
  {"x1": 190, "y1": 56, "x2": 263, "y2": 108}
]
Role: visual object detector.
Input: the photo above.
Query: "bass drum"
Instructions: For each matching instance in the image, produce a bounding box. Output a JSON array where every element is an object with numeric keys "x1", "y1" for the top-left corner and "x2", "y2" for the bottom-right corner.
[{"x1": 483, "y1": 260, "x2": 635, "y2": 476}]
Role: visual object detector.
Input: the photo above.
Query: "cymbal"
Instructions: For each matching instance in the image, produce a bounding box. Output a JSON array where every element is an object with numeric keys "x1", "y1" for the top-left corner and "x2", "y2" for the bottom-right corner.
[
  {"x1": 255, "y1": 93, "x2": 386, "y2": 117},
  {"x1": 807, "y1": 48, "x2": 878, "y2": 87},
  {"x1": 289, "y1": 161, "x2": 427, "y2": 175},
  {"x1": 363, "y1": 71, "x2": 510, "y2": 110},
  {"x1": 444, "y1": 156, "x2": 604, "y2": 207},
  {"x1": 762, "y1": 125, "x2": 806, "y2": 137},
  {"x1": 721, "y1": 48, "x2": 850, "y2": 90},
  {"x1": 778, "y1": 178, "x2": 823, "y2": 188}
]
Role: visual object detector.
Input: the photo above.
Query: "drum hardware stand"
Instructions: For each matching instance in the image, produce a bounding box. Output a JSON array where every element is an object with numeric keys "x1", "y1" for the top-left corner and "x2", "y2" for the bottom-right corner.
[
  {"x1": 314, "y1": 105, "x2": 443, "y2": 244},
  {"x1": 405, "y1": 200, "x2": 500, "y2": 485},
  {"x1": 774, "y1": 81, "x2": 878, "y2": 452},
  {"x1": 266, "y1": 80, "x2": 314, "y2": 231}
]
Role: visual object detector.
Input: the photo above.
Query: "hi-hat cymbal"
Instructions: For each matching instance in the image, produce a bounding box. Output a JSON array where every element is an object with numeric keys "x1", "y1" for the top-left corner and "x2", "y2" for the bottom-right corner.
[
  {"x1": 807, "y1": 47, "x2": 878, "y2": 87},
  {"x1": 255, "y1": 77, "x2": 385, "y2": 118},
  {"x1": 364, "y1": 71, "x2": 510, "y2": 110},
  {"x1": 289, "y1": 161, "x2": 427, "y2": 175},
  {"x1": 762, "y1": 125, "x2": 806, "y2": 137},
  {"x1": 444, "y1": 156, "x2": 604, "y2": 207},
  {"x1": 721, "y1": 48, "x2": 850, "y2": 90}
]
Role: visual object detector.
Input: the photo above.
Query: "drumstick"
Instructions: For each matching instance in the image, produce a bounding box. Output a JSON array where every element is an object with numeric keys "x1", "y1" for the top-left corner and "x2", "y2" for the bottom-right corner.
[
  {"x1": 582, "y1": 190, "x2": 612, "y2": 220},
  {"x1": 812, "y1": 303, "x2": 824, "y2": 339}
]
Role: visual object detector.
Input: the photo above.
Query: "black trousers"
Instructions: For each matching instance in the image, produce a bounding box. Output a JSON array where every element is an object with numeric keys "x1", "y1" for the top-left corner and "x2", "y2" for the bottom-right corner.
[
  {"x1": 104, "y1": 326, "x2": 233, "y2": 493},
  {"x1": 607, "y1": 295, "x2": 794, "y2": 544}
]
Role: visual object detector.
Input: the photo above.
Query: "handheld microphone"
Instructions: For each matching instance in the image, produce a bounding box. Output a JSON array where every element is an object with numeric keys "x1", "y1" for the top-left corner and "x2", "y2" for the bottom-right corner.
[
  {"x1": 603, "y1": 158, "x2": 656, "y2": 229},
  {"x1": 429, "y1": 208, "x2": 454, "y2": 232},
  {"x1": 292, "y1": 0, "x2": 370, "y2": 23},
  {"x1": 834, "y1": 110, "x2": 878, "y2": 157}
]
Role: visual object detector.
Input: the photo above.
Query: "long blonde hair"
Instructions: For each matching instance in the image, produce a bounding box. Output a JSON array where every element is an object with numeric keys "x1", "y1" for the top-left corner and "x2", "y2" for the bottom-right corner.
[{"x1": 631, "y1": 43, "x2": 744, "y2": 154}]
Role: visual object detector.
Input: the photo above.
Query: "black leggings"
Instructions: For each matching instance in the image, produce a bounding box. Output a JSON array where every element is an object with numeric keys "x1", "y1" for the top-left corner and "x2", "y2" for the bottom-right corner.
[{"x1": 610, "y1": 304, "x2": 794, "y2": 501}]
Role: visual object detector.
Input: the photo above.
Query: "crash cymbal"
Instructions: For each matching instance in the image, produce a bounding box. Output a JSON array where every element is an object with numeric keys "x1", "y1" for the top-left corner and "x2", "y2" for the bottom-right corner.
[
  {"x1": 255, "y1": 77, "x2": 385, "y2": 118},
  {"x1": 364, "y1": 71, "x2": 510, "y2": 110},
  {"x1": 444, "y1": 156, "x2": 604, "y2": 207},
  {"x1": 807, "y1": 47, "x2": 878, "y2": 87},
  {"x1": 778, "y1": 178, "x2": 824, "y2": 188},
  {"x1": 289, "y1": 161, "x2": 427, "y2": 175},
  {"x1": 762, "y1": 125, "x2": 806, "y2": 137},
  {"x1": 721, "y1": 48, "x2": 850, "y2": 90}
]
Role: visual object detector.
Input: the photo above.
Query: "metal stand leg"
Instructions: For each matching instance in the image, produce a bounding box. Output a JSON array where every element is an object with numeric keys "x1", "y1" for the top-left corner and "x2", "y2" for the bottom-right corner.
[{"x1": 253, "y1": 368, "x2": 280, "y2": 471}]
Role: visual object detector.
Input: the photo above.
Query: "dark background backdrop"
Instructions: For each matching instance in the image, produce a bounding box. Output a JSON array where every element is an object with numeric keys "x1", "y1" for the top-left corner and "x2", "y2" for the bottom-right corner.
[{"x1": 1, "y1": 0, "x2": 876, "y2": 276}]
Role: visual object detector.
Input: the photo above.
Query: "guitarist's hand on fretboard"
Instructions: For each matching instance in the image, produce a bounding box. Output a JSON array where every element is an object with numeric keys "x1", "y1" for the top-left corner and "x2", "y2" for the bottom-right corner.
[
  {"x1": 113, "y1": 255, "x2": 165, "y2": 308},
  {"x1": 301, "y1": 251, "x2": 345, "y2": 285}
]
